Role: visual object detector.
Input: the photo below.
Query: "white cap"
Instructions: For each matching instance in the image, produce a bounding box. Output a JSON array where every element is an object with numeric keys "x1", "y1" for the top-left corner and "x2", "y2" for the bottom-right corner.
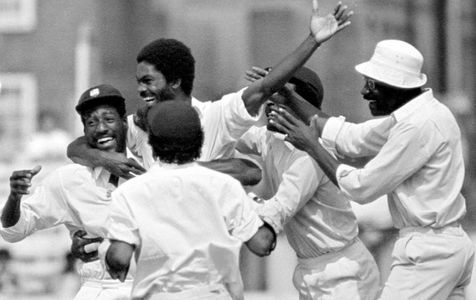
[{"x1": 355, "y1": 40, "x2": 427, "y2": 89}]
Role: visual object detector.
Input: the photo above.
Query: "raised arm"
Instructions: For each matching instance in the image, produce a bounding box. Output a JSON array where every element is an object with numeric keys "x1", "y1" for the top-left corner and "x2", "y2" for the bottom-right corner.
[
  {"x1": 245, "y1": 66, "x2": 329, "y2": 124},
  {"x1": 198, "y1": 158, "x2": 261, "y2": 186},
  {"x1": 67, "y1": 136, "x2": 145, "y2": 179},
  {"x1": 1, "y1": 166, "x2": 41, "y2": 228},
  {"x1": 241, "y1": 0, "x2": 352, "y2": 115}
]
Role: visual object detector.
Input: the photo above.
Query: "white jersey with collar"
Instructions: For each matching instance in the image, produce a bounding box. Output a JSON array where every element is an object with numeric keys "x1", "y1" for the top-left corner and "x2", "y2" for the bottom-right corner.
[
  {"x1": 0, "y1": 163, "x2": 132, "y2": 281},
  {"x1": 321, "y1": 89, "x2": 466, "y2": 229},
  {"x1": 107, "y1": 161, "x2": 263, "y2": 299},
  {"x1": 237, "y1": 126, "x2": 358, "y2": 259},
  {"x1": 126, "y1": 89, "x2": 260, "y2": 169}
]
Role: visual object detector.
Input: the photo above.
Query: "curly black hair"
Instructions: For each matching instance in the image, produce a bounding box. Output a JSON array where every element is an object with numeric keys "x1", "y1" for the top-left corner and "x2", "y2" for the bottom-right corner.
[
  {"x1": 148, "y1": 130, "x2": 203, "y2": 165},
  {"x1": 137, "y1": 38, "x2": 195, "y2": 96}
]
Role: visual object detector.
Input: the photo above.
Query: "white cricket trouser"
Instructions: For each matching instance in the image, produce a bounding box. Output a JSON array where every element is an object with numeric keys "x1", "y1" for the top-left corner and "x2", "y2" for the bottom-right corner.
[
  {"x1": 74, "y1": 278, "x2": 133, "y2": 300},
  {"x1": 292, "y1": 238, "x2": 380, "y2": 300},
  {"x1": 379, "y1": 223, "x2": 475, "y2": 300},
  {"x1": 147, "y1": 284, "x2": 233, "y2": 300}
]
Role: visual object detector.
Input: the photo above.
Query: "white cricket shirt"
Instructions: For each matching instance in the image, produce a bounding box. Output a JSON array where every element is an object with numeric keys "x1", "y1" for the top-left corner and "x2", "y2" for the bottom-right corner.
[
  {"x1": 236, "y1": 127, "x2": 358, "y2": 259},
  {"x1": 0, "y1": 163, "x2": 131, "y2": 281},
  {"x1": 106, "y1": 162, "x2": 263, "y2": 299},
  {"x1": 321, "y1": 89, "x2": 467, "y2": 228},
  {"x1": 126, "y1": 89, "x2": 260, "y2": 168}
]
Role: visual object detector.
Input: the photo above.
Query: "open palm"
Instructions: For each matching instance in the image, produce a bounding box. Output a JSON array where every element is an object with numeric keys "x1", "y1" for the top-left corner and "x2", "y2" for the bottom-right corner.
[{"x1": 310, "y1": 0, "x2": 352, "y2": 44}]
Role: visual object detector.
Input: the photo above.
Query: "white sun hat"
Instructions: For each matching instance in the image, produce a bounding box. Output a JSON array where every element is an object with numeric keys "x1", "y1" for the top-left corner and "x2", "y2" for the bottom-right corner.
[{"x1": 355, "y1": 40, "x2": 427, "y2": 89}]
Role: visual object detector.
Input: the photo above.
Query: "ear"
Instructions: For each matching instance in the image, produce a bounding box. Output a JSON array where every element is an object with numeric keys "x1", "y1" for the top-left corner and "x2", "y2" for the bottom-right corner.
[{"x1": 170, "y1": 78, "x2": 182, "y2": 89}]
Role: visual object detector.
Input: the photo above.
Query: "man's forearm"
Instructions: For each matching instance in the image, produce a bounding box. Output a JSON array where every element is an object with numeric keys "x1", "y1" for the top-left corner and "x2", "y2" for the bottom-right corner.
[
  {"x1": 305, "y1": 141, "x2": 340, "y2": 187},
  {"x1": 1, "y1": 194, "x2": 22, "y2": 228},
  {"x1": 243, "y1": 35, "x2": 320, "y2": 115},
  {"x1": 285, "y1": 90, "x2": 329, "y2": 124},
  {"x1": 263, "y1": 35, "x2": 320, "y2": 96},
  {"x1": 67, "y1": 136, "x2": 103, "y2": 168}
]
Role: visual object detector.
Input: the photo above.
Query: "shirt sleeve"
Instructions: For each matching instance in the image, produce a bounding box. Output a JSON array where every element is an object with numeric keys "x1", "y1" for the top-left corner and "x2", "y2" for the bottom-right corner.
[
  {"x1": 336, "y1": 121, "x2": 444, "y2": 203},
  {"x1": 106, "y1": 189, "x2": 141, "y2": 246},
  {"x1": 321, "y1": 116, "x2": 393, "y2": 158},
  {"x1": 256, "y1": 154, "x2": 321, "y2": 234},
  {"x1": 219, "y1": 178, "x2": 263, "y2": 242},
  {"x1": 0, "y1": 171, "x2": 68, "y2": 242},
  {"x1": 206, "y1": 88, "x2": 262, "y2": 147}
]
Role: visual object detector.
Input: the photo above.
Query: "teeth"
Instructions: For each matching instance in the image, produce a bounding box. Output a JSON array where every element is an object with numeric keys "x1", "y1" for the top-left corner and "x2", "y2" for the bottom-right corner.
[
  {"x1": 98, "y1": 137, "x2": 113, "y2": 143},
  {"x1": 143, "y1": 97, "x2": 155, "y2": 102}
]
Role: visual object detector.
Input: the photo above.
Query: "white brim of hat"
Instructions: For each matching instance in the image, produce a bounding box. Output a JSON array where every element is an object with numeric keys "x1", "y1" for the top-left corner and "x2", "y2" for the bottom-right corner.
[{"x1": 355, "y1": 61, "x2": 427, "y2": 89}]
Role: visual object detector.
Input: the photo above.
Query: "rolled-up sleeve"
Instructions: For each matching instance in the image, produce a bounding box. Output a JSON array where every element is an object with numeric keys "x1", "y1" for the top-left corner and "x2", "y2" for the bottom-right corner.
[
  {"x1": 321, "y1": 116, "x2": 392, "y2": 158},
  {"x1": 0, "y1": 172, "x2": 68, "y2": 242},
  {"x1": 107, "y1": 191, "x2": 141, "y2": 246},
  {"x1": 220, "y1": 179, "x2": 263, "y2": 242},
  {"x1": 336, "y1": 121, "x2": 441, "y2": 204}
]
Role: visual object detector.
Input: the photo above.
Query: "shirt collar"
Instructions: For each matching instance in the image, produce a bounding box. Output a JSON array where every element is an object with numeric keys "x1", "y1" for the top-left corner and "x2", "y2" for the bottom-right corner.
[
  {"x1": 151, "y1": 160, "x2": 197, "y2": 171},
  {"x1": 91, "y1": 149, "x2": 137, "y2": 181},
  {"x1": 92, "y1": 165, "x2": 110, "y2": 181},
  {"x1": 391, "y1": 88, "x2": 434, "y2": 122}
]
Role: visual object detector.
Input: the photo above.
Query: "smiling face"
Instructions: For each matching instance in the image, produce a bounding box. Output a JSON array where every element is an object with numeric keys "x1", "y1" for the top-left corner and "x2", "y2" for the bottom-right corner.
[
  {"x1": 361, "y1": 77, "x2": 403, "y2": 116},
  {"x1": 136, "y1": 61, "x2": 176, "y2": 107},
  {"x1": 83, "y1": 104, "x2": 127, "y2": 153}
]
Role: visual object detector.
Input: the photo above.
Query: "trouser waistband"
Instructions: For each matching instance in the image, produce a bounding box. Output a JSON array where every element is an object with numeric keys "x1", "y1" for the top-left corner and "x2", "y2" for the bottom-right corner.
[{"x1": 297, "y1": 238, "x2": 360, "y2": 267}]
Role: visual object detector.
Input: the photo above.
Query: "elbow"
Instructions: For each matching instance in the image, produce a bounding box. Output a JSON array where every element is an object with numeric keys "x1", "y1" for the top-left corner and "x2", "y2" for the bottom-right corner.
[
  {"x1": 246, "y1": 223, "x2": 277, "y2": 257},
  {"x1": 243, "y1": 168, "x2": 262, "y2": 186},
  {"x1": 106, "y1": 251, "x2": 130, "y2": 272}
]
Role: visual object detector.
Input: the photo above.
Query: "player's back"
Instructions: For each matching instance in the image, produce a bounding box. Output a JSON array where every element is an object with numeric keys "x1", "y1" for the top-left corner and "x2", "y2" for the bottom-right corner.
[{"x1": 113, "y1": 162, "x2": 246, "y2": 293}]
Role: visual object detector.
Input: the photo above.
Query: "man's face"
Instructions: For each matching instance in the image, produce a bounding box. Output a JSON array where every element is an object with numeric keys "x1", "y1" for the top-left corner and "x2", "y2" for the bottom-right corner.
[
  {"x1": 83, "y1": 104, "x2": 127, "y2": 153},
  {"x1": 136, "y1": 61, "x2": 175, "y2": 107},
  {"x1": 361, "y1": 77, "x2": 401, "y2": 116},
  {"x1": 265, "y1": 83, "x2": 297, "y2": 133}
]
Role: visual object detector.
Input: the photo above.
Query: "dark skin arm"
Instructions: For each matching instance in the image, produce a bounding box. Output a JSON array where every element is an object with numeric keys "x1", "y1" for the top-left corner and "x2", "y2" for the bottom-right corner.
[
  {"x1": 105, "y1": 240, "x2": 134, "y2": 282},
  {"x1": 245, "y1": 222, "x2": 277, "y2": 257},
  {"x1": 67, "y1": 136, "x2": 146, "y2": 179},
  {"x1": 269, "y1": 106, "x2": 340, "y2": 186},
  {"x1": 198, "y1": 158, "x2": 261, "y2": 186},
  {"x1": 1, "y1": 165, "x2": 42, "y2": 228},
  {"x1": 70, "y1": 230, "x2": 103, "y2": 262},
  {"x1": 245, "y1": 66, "x2": 330, "y2": 125},
  {"x1": 241, "y1": 0, "x2": 353, "y2": 115}
]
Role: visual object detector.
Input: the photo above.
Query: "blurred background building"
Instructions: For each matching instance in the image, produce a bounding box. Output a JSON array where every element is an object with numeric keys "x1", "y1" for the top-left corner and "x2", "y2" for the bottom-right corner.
[{"x1": 0, "y1": 0, "x2": 475, "y2": 299}]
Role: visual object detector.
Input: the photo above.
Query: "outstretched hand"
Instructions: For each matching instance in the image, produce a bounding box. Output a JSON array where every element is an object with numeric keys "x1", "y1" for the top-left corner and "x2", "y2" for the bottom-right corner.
[
  {"x1": 310, "y1": 0, "x2": 353, "y2": 45},
  {"x1": 9, "y1": 165, "x2": 42, "y2": 197},
  {"x1": 268, "y1": 105, "x2": 321, "y2": 152}
]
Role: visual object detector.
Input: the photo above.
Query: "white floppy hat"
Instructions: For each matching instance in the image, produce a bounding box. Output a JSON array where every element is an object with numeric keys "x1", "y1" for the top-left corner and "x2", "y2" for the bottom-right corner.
[{"x1": 355, "y1": 40, "x2": 427, "y2": 89}]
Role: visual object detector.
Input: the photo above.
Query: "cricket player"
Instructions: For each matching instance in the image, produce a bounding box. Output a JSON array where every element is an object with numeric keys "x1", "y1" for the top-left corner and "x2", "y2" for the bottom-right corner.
[
  {"x1": 238, "y1": 66, "x2": 380, "y2": 300},
  {"x1": 270, "y1": 40, "x2": 475, "y2": 299},
  {"x1": 103, "y1": 101, "x2": 276, "y2": 300},
  {"x1": 0, "y1": 84, "x2": 136, "y2": 300}
]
